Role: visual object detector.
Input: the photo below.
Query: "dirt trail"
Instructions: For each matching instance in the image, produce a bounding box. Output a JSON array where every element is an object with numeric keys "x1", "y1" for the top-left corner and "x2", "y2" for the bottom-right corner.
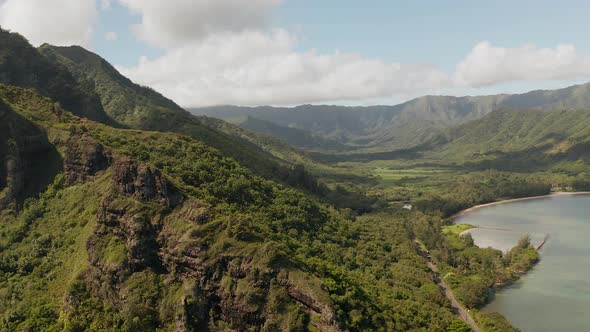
[{"x1": 415, "y1": 242, "x2": 481, "y2": 332}]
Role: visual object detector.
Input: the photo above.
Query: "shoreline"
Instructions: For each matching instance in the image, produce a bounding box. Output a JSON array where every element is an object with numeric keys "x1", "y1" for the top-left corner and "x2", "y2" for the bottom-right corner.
[
  {"x1": 446, "y1": 191, "x2": 588, "y2": 328},
  {"x1": 449, "y1": 191, "x2": 590, "y2": 221}
]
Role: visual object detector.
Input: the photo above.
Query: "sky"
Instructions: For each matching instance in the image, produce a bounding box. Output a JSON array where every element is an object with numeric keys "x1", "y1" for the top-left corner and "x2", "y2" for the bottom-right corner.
[{"x1": 1, "y1": 0, "x2": 590, "y2": 107}]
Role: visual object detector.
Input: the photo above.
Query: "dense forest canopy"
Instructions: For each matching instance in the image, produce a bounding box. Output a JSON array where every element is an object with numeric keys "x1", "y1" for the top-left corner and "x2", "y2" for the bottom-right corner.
[{"x1": 0, "y1": 26, "x2": 588, "y2": 332}]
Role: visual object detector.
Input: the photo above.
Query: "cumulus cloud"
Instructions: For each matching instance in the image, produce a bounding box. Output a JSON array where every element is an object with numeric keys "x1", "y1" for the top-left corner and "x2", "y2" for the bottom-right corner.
[
  {"x1": 117, "y1": 0, "x2": 281, "y2": 48},
  {"x1": 119, "y1": 29, "x2": 450, "y2": 107},
  {"x1": 454, "y1": 41, "x2": 590, "y2": 87},
  {"x1": 115, "y1": 0, "x2": 590, "y2": 107},
  {"x1": 121, "y1": 37, "x2": 590, "y2": 107},
  {"x1": 3, "y1": 0, "x2": 590, "y2": 107},
  {"x1": 0, "y1": 0, "x2": 97, "y2": 47}
]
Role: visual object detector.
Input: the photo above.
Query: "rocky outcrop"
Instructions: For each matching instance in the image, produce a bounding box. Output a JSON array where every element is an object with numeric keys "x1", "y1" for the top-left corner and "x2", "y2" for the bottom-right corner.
[
  {"x1": 92, "y1": 197, "x2": 164, "y2": 276},
  {"x1": 173, "y1": 296, "x2": 190, "y2": 332},
  {"x1": 64, "y1": 126, "x2": 110, "y2": 185},
  {"x1": 76, "y1": 154, "x2": 341, "y2": 331},
  {"x1": 86, "y1": 155, "x2": 183, "y2": 282},
  {"x1": 122, "y1": 212, "x2": 161, "y2": 271},
  {"x1": 113, "y1": 157, "x2": 182, "y2": 207},
  {"x1": 279, "y1": 271, "x2": 342, "y2": 332},
  {"x1": 85, "y1": 187, "x2": 344, "y2": 332},
  {"x1": 177, "y1": 200, "x2": 209, "y2": 224}
]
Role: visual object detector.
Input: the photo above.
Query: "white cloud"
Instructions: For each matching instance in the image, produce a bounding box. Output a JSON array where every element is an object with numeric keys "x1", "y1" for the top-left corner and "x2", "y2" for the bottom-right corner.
[
  {"x1": 0, "y1": 0, "x2": 97, "y2": 47},
  {"x1": 454, "y1": 41, "x2": 590, "y2": 87},
  {"x1": 3, "y1": 0, "x2": 590, "y2": 107},
  {"x1": 105, "y1": 31, "x2": 118, "y2": 41},
  {"x1": 119, "y1": 29, "x2": 450, "y2": 107},
  {"x1": 115, "y1": 0, "x2": 590, "y2": 107},
  {"x1": 121, "y1": 37, "x2": 590, "y2": 107},
  {"x1": 117, "y1": 0, "x2": 281, "y2": 48}
]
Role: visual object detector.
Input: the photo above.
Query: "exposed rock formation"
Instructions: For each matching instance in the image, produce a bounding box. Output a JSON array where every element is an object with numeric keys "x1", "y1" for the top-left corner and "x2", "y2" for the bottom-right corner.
[
  {"x1": 64, "y1": 126, "x2": 110, "y2": 185},
  {"x1": 279, "y1": 271, "x2": 342, "y2": 332},
  {"x1": 113, "y1": 157, "x2": 182, "y2": 207}
]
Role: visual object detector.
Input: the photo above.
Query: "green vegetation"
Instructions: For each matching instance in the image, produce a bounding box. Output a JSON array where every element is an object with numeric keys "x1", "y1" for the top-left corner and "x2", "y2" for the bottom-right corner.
[
  {"x1": 432, "y1": 108, "x2": 590, "y2": 172},
  {"x1": 373, "y1": 167, "x2": 452, "y2": 186},
  {"x1": 193, "y1": 80, "x2": 590, "y2": 153},
  {"x1": 435, "y1": 229, "x2": 539, "y2": 309},
  {"x1": 0, "y1": 28, "x2": 113, "y2": 124},
  {"x1": 403, "y1": 170, "x2": 552, "y2": 217},
  {"x1": 237, "y1": 116, "x2": 351, "y2": 151},
  {"x1": 475, "y1": 312, "x2": 520, "y2": 332},
  {"x1": 37, "y1": 41, "x2": 378, "y2": 214},
  {"x1": 4, "y1": 26, "x2": 589, "y2": 331},
  {"x1": 0, "y1": 84, "x2": 465, "y2": 331},
  {"x1": 442, "y1": 224, "x2": 476, "y2": 236}
]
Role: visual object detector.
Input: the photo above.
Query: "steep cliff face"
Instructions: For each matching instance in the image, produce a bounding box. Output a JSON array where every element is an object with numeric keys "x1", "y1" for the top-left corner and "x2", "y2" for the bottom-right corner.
[{"x1": 0, "y1": 100, "x2": 61, "y2": 209}]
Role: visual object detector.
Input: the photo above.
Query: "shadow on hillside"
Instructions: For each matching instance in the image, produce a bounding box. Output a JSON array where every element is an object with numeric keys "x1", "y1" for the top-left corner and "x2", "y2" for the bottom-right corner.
[
  {"x1": 0, "y1": 102, "x2": 63, "y2": 208},
  {"x1": 461, "y1": 141, "x2": 590, "y2": 172},
  {"x1": 307, "y1": 143, "x2": 432, "y2": 163}
]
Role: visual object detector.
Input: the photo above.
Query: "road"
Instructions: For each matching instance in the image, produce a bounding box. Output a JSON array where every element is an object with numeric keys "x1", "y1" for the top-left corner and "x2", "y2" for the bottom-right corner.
[{"x1": 415, "y1": 242, "x2": 481, "y2": 332}]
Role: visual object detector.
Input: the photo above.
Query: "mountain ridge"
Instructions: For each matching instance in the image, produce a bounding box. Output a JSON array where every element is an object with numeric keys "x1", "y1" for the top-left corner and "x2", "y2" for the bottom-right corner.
[
  {"x1": 0, "y1": 26, "x2": 570, "y2": 332},
  {"x1": 192, "y1": 81, "x2": 590, "y2": 151},
  {"x1": 33, "y1": 41, "x2": 334, "y2": 193}
]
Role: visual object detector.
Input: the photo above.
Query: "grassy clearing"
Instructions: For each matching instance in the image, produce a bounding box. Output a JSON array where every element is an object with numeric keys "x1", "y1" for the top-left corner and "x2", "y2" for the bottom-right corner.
[
  {"x1": 371, "y1": 167, "x2": 454, "y2": 192},
  {"x1": 442, "y1": 224, "x2": 477, "y2": 250},
  {"x1": 442, "y1": 224, "x2": 477, "y2": 236},
  {"x1": 372, "y1": 167, "x2": 451, "y2": 182}
]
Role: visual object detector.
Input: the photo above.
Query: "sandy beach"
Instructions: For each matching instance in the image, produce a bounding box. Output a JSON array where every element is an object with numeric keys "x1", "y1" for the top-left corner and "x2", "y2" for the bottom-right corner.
[{"x1": 450, "y1": 191, "x2": 590, "y2": 221}]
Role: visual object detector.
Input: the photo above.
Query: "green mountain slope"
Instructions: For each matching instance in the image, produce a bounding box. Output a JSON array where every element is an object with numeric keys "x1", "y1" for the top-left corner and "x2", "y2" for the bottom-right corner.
[
  {"x1": 0, "y1": 85, "x2": 338, "y2": 331},
  {"x1": 37, "y1": 43, "x2": 336, "y2": 193},
  {"x1": 193, "y1": 82, "x2": 590, "y2": 152},
  {"x1": 38, "y1": 44, "x2": 190, "y2": 130},
  {"x1": 0, "y1": 97, "x2": 62, "y2": 208},
  {"x1": 191, "y1": 98, "x2": 503, "y2": 150},
  {"x1": 237, "y1": 116, "x2": 351, "y2": 151},
  {"x1": 1, "y1": 28, "x2": 324, "y2": 197},
  {"x1": 0, "y1": 28, "x2": 115, "y2": 125},
  {"x1": 38, "y1": 45, "x2": 276, "y2": 171},
  {"x1": 0, "y1": 84, "x2": 466, "y2": 331},
  {"x1": 430, "y1": 108, "x2": 590, "y2": 172}
]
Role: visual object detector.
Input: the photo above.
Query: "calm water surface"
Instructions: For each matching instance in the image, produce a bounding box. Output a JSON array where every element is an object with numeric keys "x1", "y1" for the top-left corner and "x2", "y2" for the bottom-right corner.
[{"x1": 455, "y1": 195, "x2": 590, "y2": 332}]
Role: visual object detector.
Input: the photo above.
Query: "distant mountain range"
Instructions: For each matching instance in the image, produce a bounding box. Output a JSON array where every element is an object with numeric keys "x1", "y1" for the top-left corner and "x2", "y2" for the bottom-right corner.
[
  {"x1": 192, "y1": 82, "x2": 590, "y2": 151},
  {"x1": 2, "y1": 25, "x2": 590, "y2": 331}
]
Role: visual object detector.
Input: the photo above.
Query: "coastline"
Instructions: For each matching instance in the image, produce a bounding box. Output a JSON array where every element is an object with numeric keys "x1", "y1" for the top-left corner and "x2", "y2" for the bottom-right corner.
[
  {"x1": 465, "y1": 197, "x2": 590, "y2": 331},
  {"x1": 439, "y1": 192, "x2": 590, "y2": 329},
  {"x1": 449, "y1": 192, "x2": 588, "y2": 312},
  {"x1": 449, "y1": 191, "x2": 590, "y2": 221}
]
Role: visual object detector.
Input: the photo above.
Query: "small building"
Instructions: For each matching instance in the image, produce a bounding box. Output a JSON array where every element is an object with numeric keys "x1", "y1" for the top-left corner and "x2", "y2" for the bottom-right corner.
[{"x1": 402, "y1": 204, "x2": 412, "y2": 210}]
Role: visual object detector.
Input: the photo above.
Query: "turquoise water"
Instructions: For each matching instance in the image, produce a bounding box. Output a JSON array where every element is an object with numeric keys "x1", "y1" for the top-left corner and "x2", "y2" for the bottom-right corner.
[{"x1": 455, "y1": 195, "x2": 590, "y2": 331}]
